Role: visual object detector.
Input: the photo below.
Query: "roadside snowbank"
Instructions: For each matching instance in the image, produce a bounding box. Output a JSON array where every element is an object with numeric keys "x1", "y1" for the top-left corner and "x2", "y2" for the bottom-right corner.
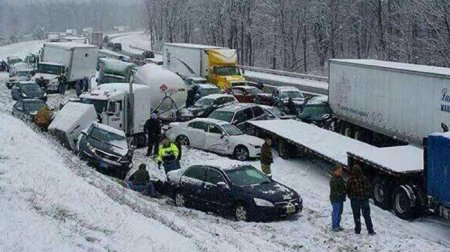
[{"x1": 0, "y1": 112, "x2": 199, "y2": 251}]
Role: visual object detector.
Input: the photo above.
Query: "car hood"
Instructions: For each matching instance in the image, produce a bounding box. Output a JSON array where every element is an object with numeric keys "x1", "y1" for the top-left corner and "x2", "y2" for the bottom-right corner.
[
  {"x1": 282, "y1": 98, "x2": 305, "y2": 105},
  {"x1": 34, "y1": 73, "x2": 58, "y2": 81},
  {"x1": 89, "y1": 138, "x2": 129, "y2": 157},
  {"x1": 236, "y1": 181, "x2": 297, "y2": 203},
  {"x1": 23, "y1": 89, "x2": 44, "y2": 97},
  {"x1": 230, "y1": 134, "x2": 264, "y2": 146},
  {"x1": 255, "y1": 93, "x2": 272, "y2": 98}
]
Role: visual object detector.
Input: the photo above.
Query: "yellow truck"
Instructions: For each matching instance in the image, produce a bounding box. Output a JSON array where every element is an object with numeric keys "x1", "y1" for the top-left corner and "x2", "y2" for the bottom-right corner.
[{"x1": 163, "y1": 43, "x2": 247, "y2": 89}]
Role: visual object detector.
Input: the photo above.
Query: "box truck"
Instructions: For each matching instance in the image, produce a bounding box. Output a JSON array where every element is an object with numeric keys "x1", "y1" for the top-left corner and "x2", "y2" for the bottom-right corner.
[
  {"x1": 35, "y1": 42, "x2": 99, "y2": 92},
  {"x1": 163, "y1": 43, "x2": 247, "y2": 90},
  {"x1": 328, "y1": 59, "x2": 450, "y2": 146},
  {"x1": 90, "y1": 32, "x2": 103, "y2": 49}
]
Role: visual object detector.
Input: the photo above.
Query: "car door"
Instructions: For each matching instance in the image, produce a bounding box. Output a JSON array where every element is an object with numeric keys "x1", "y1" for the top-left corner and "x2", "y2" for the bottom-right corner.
[
  {"x1": 187, "y1": 122, "x2": 207, "y2": 149},
  {"x1": 11, "y1": 83, "x2": 20, "y2": 100},
  {"x1": 205, "y1": 123, "x2": 231, "y2": 154},
  {"x1": 104, "y1": 100, "x2": 123, "y2": 131},
  {"x1": 12, "y1": 101, "x2": 24, "y2": 119},
  {"x1": 202, "y1": 168, "x2": 231, "y2": 211},
  {"x1": 179, "y1": 166, "x2": 208, "y2": 207}
]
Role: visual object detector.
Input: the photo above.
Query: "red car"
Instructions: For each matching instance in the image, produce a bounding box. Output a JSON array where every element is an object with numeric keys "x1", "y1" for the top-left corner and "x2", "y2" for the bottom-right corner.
[{"x1": 225, "y1": 86, "x2": 262, "y2": 103}]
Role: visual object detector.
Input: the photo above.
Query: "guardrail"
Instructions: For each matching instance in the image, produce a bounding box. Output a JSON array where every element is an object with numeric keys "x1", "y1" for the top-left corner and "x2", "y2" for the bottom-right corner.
[{"x1": 239, "y1": 65, "x2": 328, "y2": 82}]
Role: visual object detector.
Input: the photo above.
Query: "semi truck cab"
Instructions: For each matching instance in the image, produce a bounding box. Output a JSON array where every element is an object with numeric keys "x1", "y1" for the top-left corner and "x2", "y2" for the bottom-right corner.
[
  {"x1": 34, "y1": 62, "x2": 66, "y2": 92},
  {"x1": 208, "y1": 49, "x2": 246, "y2": 89}
]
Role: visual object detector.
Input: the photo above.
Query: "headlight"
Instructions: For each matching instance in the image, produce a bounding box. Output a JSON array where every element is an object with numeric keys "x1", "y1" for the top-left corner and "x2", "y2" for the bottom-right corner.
[
  {"x1": 253, "y1": 198, "x2": 274, "y2": 207},
  {"x1": 43, "y1": 92, "x2": 47, "y2": 97},
  {"x1": 22, "y1": 93, "x2": 28, "y2": 98},
  {"x1": 87, "y1": 142, "x2": 96, "y2": 153}
]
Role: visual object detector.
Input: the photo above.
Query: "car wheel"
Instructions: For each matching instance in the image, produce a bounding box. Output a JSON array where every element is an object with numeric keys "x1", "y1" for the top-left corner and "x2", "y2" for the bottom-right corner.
[
  {"x1": 235, "y1": 204, "x2": 249, "y2": 221},
  {"x1": 174, "y1": 192, "x2": 187, "y2": 207},
  {"x1": 234, "y1": 145, "x2": 249, "y2": 161},
  {"x1": 176, "y1": 135, "x2": 190, "y2": 146}
]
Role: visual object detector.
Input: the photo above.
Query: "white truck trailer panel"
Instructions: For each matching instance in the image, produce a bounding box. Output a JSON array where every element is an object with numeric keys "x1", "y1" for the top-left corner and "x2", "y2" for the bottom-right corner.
[
  {"x1": 329, "y1": 59, "x2": 450, "y2": 145},
  {"x1": 163, "y1": 43, "x2": 221, "y2": 78},
  {"x1": 42, "y1": 42, "x2": 98, "y2": 82}
]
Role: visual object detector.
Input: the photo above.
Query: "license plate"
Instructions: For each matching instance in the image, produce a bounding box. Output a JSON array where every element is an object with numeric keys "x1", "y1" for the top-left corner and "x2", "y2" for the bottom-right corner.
[{"x1": 286, "y1": 205, "x2": 295, "y2": 214}]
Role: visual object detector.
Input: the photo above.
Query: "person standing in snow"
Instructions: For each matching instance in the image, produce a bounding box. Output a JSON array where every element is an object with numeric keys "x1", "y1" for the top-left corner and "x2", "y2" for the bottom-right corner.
[
  {"x1": 330, "y1": 165, "x2": 346, "y2": 232},
  {"x1": 286, "y1": 98, "x2": 297, "y2": 116},
  {"x1": 346, "y1": 164, "x2": 376, "y2": 235},
  {"x1": 127, "y1": 164, "x2": 158, "y2": 197},
  {"x1": 144, "y1": 113, "x2": 161, "y2": 156},
  {"x1": 260, "y1": 137, "x2": 273, "y2": 177},
  {"x1": 175, "y1": 137, "x2": 182, "y2": 166},
  {"x1": 58, "y1": 74, "x2": 66, "y2": 96},
  {"x1": 75, "y1": 79, "x2": 82, "y2": 97},
  {"x1": 83, "y1": 76, "x2": 89, "y2": 92},
  {"x1": 157, "y1": 136, "x2": 180, "y2": 174}
]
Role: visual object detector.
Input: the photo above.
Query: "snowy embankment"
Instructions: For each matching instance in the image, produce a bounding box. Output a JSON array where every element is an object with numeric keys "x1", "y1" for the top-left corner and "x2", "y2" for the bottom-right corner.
[
  {"x1": 111, "y1": 32, "x2": 152, "y2": 55},
  {"x1": 0, "y1": 112, "x2": 199, "y2": 251}
]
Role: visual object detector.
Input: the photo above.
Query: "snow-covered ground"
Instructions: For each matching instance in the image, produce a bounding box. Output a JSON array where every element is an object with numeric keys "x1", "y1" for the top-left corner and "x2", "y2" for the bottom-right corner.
[
  {"x1": 111, "y1": 32, "x2": 152, "y2": 55},
  {"x1": 1, "y1": 40, "x2": 450, "y2": 252}
]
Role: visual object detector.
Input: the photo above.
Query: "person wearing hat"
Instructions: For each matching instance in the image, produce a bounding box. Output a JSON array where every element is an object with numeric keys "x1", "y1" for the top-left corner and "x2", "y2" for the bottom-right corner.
[
  {"x1": 346, "y1": 164, "x2": 376, "y2": 235},
  {"x1": 330, "y1": 165, "x2": 346, "y2": 232},
  {"x1": 144, "y1": 113, "x2": 161, "y2": 156},
  {"x1": 260, "y1": 137, "x2": 273, "y2": 177},
  {"x1": 127, "y1": 163, "x2": 158, "y2": 197},
  {"x1": 157, "y1": 136, "x2": 180, "y2": 174}
]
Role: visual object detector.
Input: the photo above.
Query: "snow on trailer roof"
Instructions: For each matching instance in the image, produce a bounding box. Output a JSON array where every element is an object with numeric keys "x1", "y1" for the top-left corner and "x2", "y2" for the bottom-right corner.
[
  {"x1": 44, "y1": 42, "x2": 97, "y2": 49},
  {"x1": 249, "y1": 120, "x2": 376, "y2": 166},
  {"x1": 348, "y1": 145, "x2": 423, "y2": 174},
  {"x1": 165, "y1": 43, "x2": 222, "y2": 49},
  {"x1": 331, "y1": 59, "x2": 450, "y2": 77}
]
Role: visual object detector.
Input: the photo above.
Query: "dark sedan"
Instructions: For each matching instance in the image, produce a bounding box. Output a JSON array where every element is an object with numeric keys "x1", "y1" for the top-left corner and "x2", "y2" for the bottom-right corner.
[
  {"x1": 169, "y1": 164, "x2": 302, "y2": 221},
  {"x1": 12, "y1": 99, "x2": 47, "y2": 122},
  {"x1": 11, "y1": 81, "x2": 47, "y2": 101}
]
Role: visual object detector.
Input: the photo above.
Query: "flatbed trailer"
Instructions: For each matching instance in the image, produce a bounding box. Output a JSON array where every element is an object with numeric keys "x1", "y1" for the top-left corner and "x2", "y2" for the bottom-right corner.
[{"x1": 248, "y1": 120, "x2": 444, "y2": 220}]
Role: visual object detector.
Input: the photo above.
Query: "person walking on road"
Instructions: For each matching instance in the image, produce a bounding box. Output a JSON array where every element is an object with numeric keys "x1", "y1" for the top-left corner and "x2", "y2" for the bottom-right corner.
[
  {"x1": 287, "y1": 98, "x2": 297, "y2": 116},
  {"x1": 157, "y1": 136, "x2": 180, "y2": 174},
  {"x1": 127, "y1": 164, "x2": 158, "y2": 197},
  {"x1": 346, "y1": 164, "x2": 376, "y2": 235},
  {"x1": 330, "y1": 165, "x2": 346, "y2": 232},
  {"x1": 144, "y1": 113, "x2": 161, "y2": 157},
  {"x1": 260, "y1": 137, "x2": 273, "y2": 177}
]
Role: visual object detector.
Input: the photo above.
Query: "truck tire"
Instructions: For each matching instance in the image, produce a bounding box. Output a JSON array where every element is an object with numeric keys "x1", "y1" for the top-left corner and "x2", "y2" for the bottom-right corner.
[
  {"x1": 392, "y1": 185, "x2": 418, "y2": 220},
  {"x1": 372, "y1": 176, "x2": 392, "y2": 210}
]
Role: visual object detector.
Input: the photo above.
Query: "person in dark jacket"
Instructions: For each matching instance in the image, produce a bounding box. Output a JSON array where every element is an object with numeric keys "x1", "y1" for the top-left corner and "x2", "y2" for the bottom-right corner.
[
  {"x1": 330, "y1": 165, "x2": 346, "y2": 231},
  {"x1": 144, "y1": 113, "x2": 161, "y2": 156},
  {"x1": 287, "y1": 98, "x2": 297, "y2": 116},
  {"x1": 260, "y1": 137, "x2": 273, "y2": 176},
  {"x1": 346, "y1": 164, "x2": 375, "y2": 235},
  {"x1": 75, "y1": 79, "x2": 82, "y2": 97},
  {"x1": 58, "y1": 74, "x2": 66, "y2": 95},
  {"x1": 175, "y1": 138, "x2": 182, "y2": 164},
  {"x1": 36, "y1": 76, "x2": 46, "y2": 90},
  {"x1": 127, "y1": 164, "x2": 158, "y2": 197}
]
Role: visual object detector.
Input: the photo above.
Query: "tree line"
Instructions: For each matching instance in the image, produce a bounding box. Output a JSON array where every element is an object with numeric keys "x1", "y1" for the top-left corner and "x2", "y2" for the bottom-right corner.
[{"x1": 143, "y1": 0, "x2": 450, "y2": 74}]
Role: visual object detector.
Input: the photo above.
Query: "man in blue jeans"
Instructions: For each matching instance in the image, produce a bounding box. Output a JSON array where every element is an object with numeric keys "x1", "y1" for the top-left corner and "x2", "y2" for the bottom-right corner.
[
  {"x1": 127, "y1": 164, "x2": 158, "y2": 197},
  {"x1": 330, "y1": 165, "x2": 346, "y2": 231},
  {"x1": 346, "y1": 164, "x2": 376, "y2": 235}
]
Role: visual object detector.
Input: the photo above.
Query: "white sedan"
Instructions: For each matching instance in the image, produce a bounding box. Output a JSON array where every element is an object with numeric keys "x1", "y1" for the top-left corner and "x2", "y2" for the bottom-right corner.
[{"x1": 166, "y1": 118, "x2": 264, "y2": 161}]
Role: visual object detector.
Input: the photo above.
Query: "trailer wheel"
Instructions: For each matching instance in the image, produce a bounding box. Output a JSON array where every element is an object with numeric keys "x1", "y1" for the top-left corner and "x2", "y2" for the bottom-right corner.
[
  {"x1": 392, "y1": 185, "x2": 418, "y2": 220},
  {"x1": 345, "y1": 127, "x2": 353, "y2": 138},
  {"x1": 373, "y1": 177, "x2": 392, "y2": 210}
]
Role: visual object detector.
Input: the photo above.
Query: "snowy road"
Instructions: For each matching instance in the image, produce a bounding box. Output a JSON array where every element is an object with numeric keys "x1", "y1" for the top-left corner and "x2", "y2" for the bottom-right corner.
[{"x1": 0, "y1": 41, "x2": 449, "y2": 252}]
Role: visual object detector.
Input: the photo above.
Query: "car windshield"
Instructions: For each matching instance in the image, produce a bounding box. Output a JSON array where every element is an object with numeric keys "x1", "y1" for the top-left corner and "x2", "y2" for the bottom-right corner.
[
  {"x1": 199, "y1": 88, "x2": 220, "y2": 97},
  {"x1": 90, "y1": 127, "x2": 126, "y2": 145},
  {"x1": 215, "y1": 66, "x2": 240, "y2": 76},
  {"x1": 280, "y1": 90, "x2": 303, "y2": 99},
  {"x1": 195, "y1": 98, "x2": 214, "y2": 107},
  {"x1": 301, "y1": 104, "x2": 331, "y2": 115},
  {"x1": 266, "y1": 107, "x2": 286, "y2": 117},
  {"x1": 38, "y1": 64, "x2": 64, "y2": 75},
  {"x1": 222, "y1": 124, "x2": 242, "y2": 136},
  {"x1": 16, "y1": 71, "x2": 31, "y2": 77},
  {"x1": 23, "y1": 101, "x2": 46, "y2": 112},
  {"x1": 21, "y1": 84, "x2": 41, "y2": 94},
  {"x1": 246, "y1": 88, "x2": 261, "y2": 95},
  {"x1": 81, "y1": 98, "x2": 107, "y2": 113},
  {"x1": 209, "y1": 111, "x2": 234, "y2": 122},
  {"x1": 225, "y1": 165, "x2": 271, "y2": 187}
]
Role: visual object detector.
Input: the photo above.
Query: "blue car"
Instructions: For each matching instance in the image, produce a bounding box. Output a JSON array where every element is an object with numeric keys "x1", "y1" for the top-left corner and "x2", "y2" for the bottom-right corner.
[{"x1": 168, "y1": 164, "x2": 302, "y2": 221}]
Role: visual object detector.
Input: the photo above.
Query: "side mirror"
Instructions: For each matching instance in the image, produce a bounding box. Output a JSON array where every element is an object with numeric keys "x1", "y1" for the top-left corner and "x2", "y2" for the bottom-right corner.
[{"x1": 217, "y1": 181, "x2": 228, "y2": 189}]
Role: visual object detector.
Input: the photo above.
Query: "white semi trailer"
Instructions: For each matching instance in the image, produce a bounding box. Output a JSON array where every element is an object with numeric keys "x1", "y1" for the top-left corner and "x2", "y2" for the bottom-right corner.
[{"x1": 328, "y1": 59, "x2": 450, "y2": 146}]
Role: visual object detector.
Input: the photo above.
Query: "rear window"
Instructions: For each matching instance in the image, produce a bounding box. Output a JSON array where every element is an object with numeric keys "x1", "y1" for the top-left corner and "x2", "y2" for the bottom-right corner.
[
  {"x1": 184, "y1": 166, "x2": 206, "y2": 181},
  {"x1": 209, "y1": 111, "x2": 234, "y2": 123}
]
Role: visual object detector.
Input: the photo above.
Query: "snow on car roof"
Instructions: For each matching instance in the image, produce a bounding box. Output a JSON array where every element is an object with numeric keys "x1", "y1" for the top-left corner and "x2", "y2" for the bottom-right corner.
[
  {"x1": 348, "y1": 145, "x2": 423, "y2": 174},
  {"x1": 93, "y1": 122, "x2": 126, "y2": 137},
  {"x1": 189, "y1": 118, "x2": 231, "y2": 126},
  {"x1": 196, "y1": 84, "x2": 218, "y2": 89},
  {"x1": 276, "y1": 86, "x2": 301, "y2": 91},
  {"x1": 306, "y1": 95, "x2": 328, "y2": 105},
  {"x1": 214, "y1": 103, "x2": 257, "y2": 112},
  {"x1": 234, "y1": 85, "x2": 258, "y2": 90},
  {"x1": 201, "y1": 94, "x2": 233, "y2": 99}
]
